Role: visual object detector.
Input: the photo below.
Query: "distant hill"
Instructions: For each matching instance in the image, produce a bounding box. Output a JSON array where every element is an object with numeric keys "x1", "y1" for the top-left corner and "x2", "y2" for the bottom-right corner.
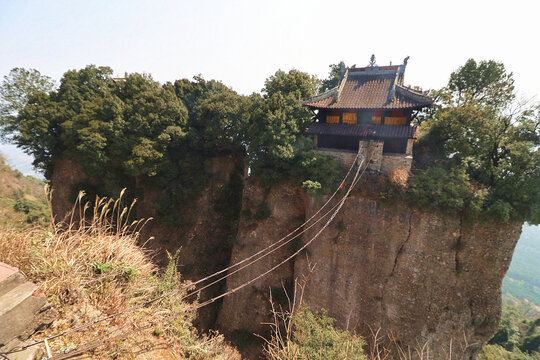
[
  {"x1": 0, "y1": 153, "x2": 49, "y2": 227},
  {"x1": 503, "y1": 225, "x2": 540, "y2": 306},
  {"x1": 503, "y1": 293, "x2": 540, "y2": 319},
  {"x1": 0, "y1": 143, "x2": 43, "y2": 179}
]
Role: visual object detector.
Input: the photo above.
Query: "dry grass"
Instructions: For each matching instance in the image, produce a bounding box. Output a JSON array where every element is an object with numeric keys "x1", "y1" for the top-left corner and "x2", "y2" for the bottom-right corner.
[
  {"x1": 0, "y1": 188, "x2": 240, "y2": 359},
  {"x1": 387, "y1": 169, "x2": 409, "y2": 187}
]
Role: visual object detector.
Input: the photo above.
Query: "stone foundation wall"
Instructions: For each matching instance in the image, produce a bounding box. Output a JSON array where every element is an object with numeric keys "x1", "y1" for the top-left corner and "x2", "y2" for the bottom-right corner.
[
  {"x1": 315, "y1": 148, "x2": 358, "y2": 168},
  {"x1": 315, "y1": 139, "x2": 413, "y2": 177},
  {"x1": 359, "y1": 140, "x2": 383, "y2": 171},
  {"x1": 381, "y1": 153, "x2": 413, "y2": 175}
]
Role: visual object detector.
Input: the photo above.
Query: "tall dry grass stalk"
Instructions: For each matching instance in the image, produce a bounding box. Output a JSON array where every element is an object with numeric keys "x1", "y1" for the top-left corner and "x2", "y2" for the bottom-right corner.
[{"x1": 0, "y1": 188, "x2": 240, "y2": 359}]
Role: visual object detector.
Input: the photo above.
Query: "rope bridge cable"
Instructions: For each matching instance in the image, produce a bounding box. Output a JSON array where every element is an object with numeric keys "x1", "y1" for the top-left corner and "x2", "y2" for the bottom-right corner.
[
  {"x1": 47, "y1": 155, "x2": 368, "y2": 360},
  {"x1": 193, "y1": 157, "x2": 365, "y2": 310},
  {"x1": 176, "y1": 157, "x2": 370, "y2": 305},
  {"x1": 0, "y1": 150, "x2": 363, "y2": 356}
]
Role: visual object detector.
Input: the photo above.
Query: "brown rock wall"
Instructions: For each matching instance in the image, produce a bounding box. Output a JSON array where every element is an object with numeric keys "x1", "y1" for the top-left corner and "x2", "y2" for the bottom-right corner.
[
  {"x1": 50, "y1": 157, "x2": 523, "y2": 359},
  {"x1": 49, "y1": 157, "x2": 87, "y2": 223},
  {"x1": 216, "y1": 180, "x2": 304, "y2": 356},
  {"x1": 297, "y1": 195, "x2": 521, "y2": 359},
  {"x1": 219, "y1": 186, "x2": 522, "y2": 359},
  {"x1": 136, "y1": 156, "x2": 241, "y2": 330}
]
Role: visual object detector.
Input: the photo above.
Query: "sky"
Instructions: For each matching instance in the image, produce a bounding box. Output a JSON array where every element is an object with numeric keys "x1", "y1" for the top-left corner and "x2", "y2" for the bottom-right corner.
[{"x1": 1, "y1": 0, "x2": 539, "y2": 176}]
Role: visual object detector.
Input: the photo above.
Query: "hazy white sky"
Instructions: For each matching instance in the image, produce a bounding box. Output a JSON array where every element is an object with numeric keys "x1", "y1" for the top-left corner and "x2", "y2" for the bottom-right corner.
[
  {"x1": 1, "y1": 0, "x2": 539, "y2": 98},
  {"x1": 0, "y1": 0, "x2": 539, "y2": 175}
]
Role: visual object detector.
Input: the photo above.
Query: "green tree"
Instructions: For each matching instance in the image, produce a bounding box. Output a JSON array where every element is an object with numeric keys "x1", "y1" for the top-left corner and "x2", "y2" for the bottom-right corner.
[
  {"x1": 448, "y1": 59, "x2": 515, "y2": 108},
  {"x1": 320, "y1": 62, "x2": 343, "y2": 92},
  {"x1": 188, "y1": 86, "x2": 250, "y2": 153},
  {"x1": 417, "y1": 59, "x2": 540, "y2": 223},
  {"x1": 112, "y1": 73, "x2": 187, "y2": 177},
  {"x1": 0, "y1": 68, "x2": 56, "y2": 141},
  {"x1": 247, "y1": 69, "x2": 318, "y2": 167}
]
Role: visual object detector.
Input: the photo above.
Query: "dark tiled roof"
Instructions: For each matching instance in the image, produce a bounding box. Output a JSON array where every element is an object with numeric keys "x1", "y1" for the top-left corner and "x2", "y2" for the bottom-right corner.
[
  {"x1": 307, "y1": 123, "x2": 418, "y2": 139},
  {"x1": 303, "y1": 62, "x2": 433, "y2": 110}
]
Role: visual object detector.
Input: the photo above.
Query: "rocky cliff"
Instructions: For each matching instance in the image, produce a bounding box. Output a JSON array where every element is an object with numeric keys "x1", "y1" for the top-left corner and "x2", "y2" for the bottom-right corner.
[
  {"x1": 216, "y1": 181, "x2": 304, "y2": 357},
  {"x1": 217, "y1": 181, "x2": 522, "y2": 359},
  {"x1": 51, "y1": 159, "x2": 523, "y2": 359}
]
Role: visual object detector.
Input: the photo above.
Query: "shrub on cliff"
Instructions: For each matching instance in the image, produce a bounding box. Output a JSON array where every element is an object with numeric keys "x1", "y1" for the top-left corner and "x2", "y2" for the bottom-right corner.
[
  {"x1": 408, "y1": 165, "x2": 486, "y2": 218},
  {"x1": 263, "y1": 306, "x2": 366, "y2": 360}
]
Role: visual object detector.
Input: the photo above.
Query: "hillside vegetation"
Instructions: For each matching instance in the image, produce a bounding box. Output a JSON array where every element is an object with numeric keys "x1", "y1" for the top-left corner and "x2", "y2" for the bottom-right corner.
[
  {"x1": 503, "y1": 225, "x2": 540, "y2": 306},
  {"x1": 0, "y1": 152, "x2": 48, "y2": 227},
  {"x1": 480, "y1": 304, "x2": 540, "y2": 359}
]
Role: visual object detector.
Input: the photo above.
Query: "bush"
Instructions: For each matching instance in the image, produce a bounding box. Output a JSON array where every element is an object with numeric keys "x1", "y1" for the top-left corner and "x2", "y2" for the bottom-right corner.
[
  {"x1": 255, "y1": 136, "x2": 342, "y2": 193},
  {"x1": 264, "y1": 306, "x2": 366, "y2": 360},
  {"x1": 302, "y1": 180, "x2": 321, "y2": 196},
  {"x1": 13, "y1": 197, "x2": 49, "y2": 225},
  {"x1": 408, "y1": 165, "x2": 485, "y2": 217},
  {"x1": 520, "y1": 334, "x2": 540, "y2": 354}
]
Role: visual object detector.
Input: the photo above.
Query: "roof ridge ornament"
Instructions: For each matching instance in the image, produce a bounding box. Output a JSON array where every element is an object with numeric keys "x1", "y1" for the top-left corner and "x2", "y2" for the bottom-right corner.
[{"x1": 368, "y1": 54, "x2": 376, "y2": 67}]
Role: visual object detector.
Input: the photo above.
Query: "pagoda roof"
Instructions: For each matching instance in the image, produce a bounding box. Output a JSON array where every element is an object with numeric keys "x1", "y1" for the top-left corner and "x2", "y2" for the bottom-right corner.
[
  {"x1": 304, "y1": 58, "x2": 433, "y2": 110},
  {"x1": 307, "y1": 123, "x2": 418, "y2": 139}
]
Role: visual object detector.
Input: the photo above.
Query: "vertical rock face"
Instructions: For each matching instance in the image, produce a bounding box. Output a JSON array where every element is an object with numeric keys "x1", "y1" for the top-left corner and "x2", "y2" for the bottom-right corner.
[
  {"x1": 298, "y1": 194, "x2": 522, "y2": 359},
  {"x1": 50, "y1": 157, "x2": 87, "y2": 223},
  {"x1": 219, "y1": 187, "x2": 522, "y2": 359},
  {"x1": 216, "y1": 180, "x2": 304, "y2": 357},
  {"x1": 136, "y1": 156, "x2": 243, "y2": 329}
]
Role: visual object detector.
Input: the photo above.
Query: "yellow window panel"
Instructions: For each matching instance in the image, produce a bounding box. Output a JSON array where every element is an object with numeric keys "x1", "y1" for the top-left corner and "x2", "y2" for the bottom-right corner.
[
  {"x1": 372, "y1": 116, "x2": 382, "y2": 124},
  {"x1": 326, "y1": 115, "x2": 340, "y2": 124},
  {"x1": 384, "y1": 116, "x2": 407, "y2": 125},
  {"x1": 342, "y1": 112, "x2": 357, "y2": 124}
]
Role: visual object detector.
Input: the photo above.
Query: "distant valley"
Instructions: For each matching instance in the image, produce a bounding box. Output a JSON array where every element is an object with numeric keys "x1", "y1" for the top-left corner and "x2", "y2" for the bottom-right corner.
[{"x1": 503, "y1": 224, "x2": 540, "y2": 306}]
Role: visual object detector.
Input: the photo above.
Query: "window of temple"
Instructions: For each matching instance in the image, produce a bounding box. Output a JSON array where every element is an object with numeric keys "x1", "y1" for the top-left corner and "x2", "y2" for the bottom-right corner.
[
  {"x1": 342, "y1": 110, "x2": 357, "y2": 124},
  {"x1": 385, "y1": 110, "x2": 407, "y2": 125},
  {"x1": 372, "y1": 110, "x2": 382, "y2": 124},
  {"x1": 326, "y1": 110, "x2": 340, "y2": 123}
]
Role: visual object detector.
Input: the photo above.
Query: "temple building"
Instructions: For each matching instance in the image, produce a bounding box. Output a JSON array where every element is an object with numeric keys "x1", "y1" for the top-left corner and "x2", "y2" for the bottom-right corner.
[{"x1": 303, "y1": 56, "x2": 433, "y2": 175}]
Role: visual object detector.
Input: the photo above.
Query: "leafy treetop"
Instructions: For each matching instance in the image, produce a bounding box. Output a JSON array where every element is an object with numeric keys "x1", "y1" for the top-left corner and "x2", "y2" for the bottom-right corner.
[{"x1": 414, "y1": 59, "x2": 540, "y2": 223}]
